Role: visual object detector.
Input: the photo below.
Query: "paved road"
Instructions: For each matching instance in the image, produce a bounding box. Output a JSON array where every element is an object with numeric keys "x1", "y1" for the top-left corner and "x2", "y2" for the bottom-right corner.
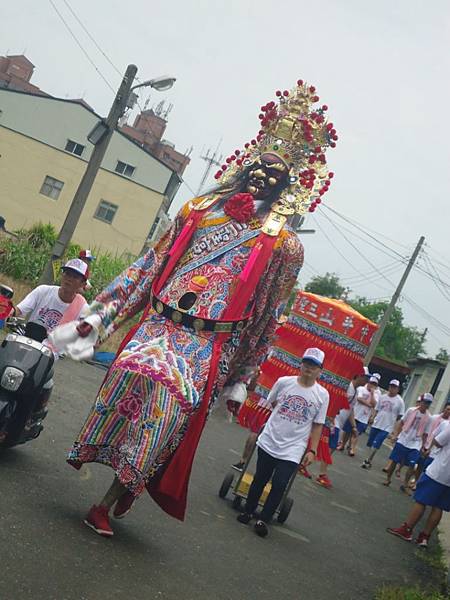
[{"x1": 0, "y1": 360, "x2": 432, "y2": 600}]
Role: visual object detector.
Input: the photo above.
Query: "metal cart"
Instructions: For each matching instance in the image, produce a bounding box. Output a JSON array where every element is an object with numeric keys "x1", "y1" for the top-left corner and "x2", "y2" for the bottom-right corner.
[{"x1": 218, "y1": 443, "x2": 296, "y2": 524}]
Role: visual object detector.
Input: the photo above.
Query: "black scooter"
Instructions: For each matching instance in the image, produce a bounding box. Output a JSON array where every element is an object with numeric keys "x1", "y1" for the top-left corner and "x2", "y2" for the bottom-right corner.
[{"x1": 0, "y1": 316, "x2": 54, "y2": 448}]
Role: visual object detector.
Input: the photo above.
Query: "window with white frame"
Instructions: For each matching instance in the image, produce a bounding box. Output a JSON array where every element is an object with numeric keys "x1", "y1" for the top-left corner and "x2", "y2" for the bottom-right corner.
[
  {"x1": 94, "y1": 200, "x2": 118, "y2": 224},
  {"x1": 115, "y1": 160, "x2": 135, "y2": 177},
  {"x1": 65, "y1": 139, "x2": 85, "y2": 157},
  {"x1": 40, "y1": 175, "x2": 64, "y2": 200}
]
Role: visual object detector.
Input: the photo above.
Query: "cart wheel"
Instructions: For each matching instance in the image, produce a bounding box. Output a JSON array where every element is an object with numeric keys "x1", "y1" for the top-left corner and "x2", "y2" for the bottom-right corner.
[
  {"x1": 232, "y1": 495, "x2": 242, "y2": 511},
  {"x1": 218, "y1": 472, "x2": 234, "y2": 498},
  {"x1": 277, "y1": 497, "x2": 294, "y2": 524}
]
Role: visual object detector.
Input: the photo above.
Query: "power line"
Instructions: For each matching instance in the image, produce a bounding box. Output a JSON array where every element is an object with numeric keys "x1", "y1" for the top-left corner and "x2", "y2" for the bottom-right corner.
[
  {"x1": 62, "y1": 0, "x2": 123, "y2": 79},
  {"x1": 322, "y1": 203, "x2": 410, "y2": 256},
  {"x1": 48, "y1": 0, "x2": 115, "y2": 93}
]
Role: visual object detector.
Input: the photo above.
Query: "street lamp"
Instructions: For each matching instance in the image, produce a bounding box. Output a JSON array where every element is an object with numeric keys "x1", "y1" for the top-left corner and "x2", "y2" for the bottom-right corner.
[{"x1": 131, "y1": 76, "x2": 176, "y2": 93}]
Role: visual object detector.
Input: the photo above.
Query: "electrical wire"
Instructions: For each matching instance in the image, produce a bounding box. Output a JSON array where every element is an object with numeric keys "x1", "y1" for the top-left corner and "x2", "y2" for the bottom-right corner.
[
  {"x1": 48, "y1": 0, "x2": 115, "y2": 93},
  {"x1": 61, "y1": 0, "x2": 123, "y2": 79},
  {"x1": 322, "y1": 203, "x2": 411, "y2": 255}
]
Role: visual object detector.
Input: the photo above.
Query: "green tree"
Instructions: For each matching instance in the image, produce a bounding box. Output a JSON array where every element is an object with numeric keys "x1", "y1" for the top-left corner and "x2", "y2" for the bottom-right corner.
[
  {"x1": 304, "y1": 272, "x2": 347, "y2": 299},
  {"x1": 435, "y1": 348, "x2": 450, "y2": 362},
  {"x1": 350, "y1": 297, "x2": 426, "y2": 362}
]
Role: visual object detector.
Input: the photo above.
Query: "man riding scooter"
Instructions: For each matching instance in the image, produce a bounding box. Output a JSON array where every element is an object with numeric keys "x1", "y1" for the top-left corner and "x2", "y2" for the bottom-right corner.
[{"x1": 13, "y1": 258, "x2": 87, "y2": 439}]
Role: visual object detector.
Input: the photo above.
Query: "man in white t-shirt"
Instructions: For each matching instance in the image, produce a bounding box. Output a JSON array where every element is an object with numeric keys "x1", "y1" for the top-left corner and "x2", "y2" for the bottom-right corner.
[
  {"x1": 388, "y1": 421, "x2": 450, "y2": 548},
  {"x1": 336, "y1": 368, "x2": 370, "y2": 452},
  {"x1": 342, "y1": 377, "x2": 379, "y2": 457},
  {"x1": 384, "y1": 393, "x2": 432, "y2": 491},
  {"x1": 361, "y1": 379, "x2": 404, "y2": 469},
  {"x1": 416, "y1": 402, "x2": 450, "y2": 480},
  {"x1": 237, "y1": 347, "x2": 329, "y2": 538},
  {"x1": 14, "y1": 259, "x2": 87, "y2": 438},
  {"x1": 16, "y1": 258, "x2": 88, "y2": 334}
]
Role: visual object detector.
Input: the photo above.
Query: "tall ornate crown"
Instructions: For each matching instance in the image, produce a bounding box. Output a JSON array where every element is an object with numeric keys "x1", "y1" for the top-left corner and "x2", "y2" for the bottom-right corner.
[{"x1": 214, "y1": 79, "x2": 338, "y2": 215}]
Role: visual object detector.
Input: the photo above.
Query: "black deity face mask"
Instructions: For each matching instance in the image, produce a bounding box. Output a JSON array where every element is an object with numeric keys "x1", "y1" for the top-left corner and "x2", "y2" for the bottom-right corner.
[{"x1": 245, "y1": 153, "x2": 289, "y2": 200}]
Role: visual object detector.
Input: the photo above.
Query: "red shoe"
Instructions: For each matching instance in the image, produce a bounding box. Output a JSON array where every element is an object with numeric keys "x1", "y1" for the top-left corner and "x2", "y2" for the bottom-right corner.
[
  {"x1": 84, "y1": 505, "x2": 114, "y2": 537},
  {"x1": 416, "y1": 531, "x2": 430, "y2": 548},
  {"x1": 298, "y1": 464, "x2": 312, "y2": 479},
  {"x1": 316, "y1": 474, "x2": 332, "y2": 489},
  {"x1": 113, "y1": 491, "x2": 136, "y2": 519},
  {"x1": 387, "y1": 523, "x2": 413, "y2": 542}
]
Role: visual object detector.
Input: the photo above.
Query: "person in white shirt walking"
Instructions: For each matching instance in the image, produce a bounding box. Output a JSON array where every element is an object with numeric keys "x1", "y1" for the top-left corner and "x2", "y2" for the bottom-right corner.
[
  {"x1": 237, "y1": 347, "x2": 329, "y2": 538},
  {"x1": 342, "y1": 377, "x2": 379, "y2": 457},
  {"x1": 361, "y1": 379, "x2": 404, "y2": 469},
  {"x1": 336, "y1": 368, "x2": 370, "y2": 453},
  {"x1": 383, "y1": 393, "x2": 433, "y2": 492},
  {"x1": 415, "y1": 402, "x2": 450, "y2": 481},
  {"x1": 387, "y1": 421, "x2": 450, "y2": 548}
]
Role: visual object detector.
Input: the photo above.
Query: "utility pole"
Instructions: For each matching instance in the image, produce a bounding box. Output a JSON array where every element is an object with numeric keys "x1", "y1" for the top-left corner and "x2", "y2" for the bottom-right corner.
[
  {"x1": 364, "y1": 235, "x2": 425, "y2": 365},
  {"x1": 39, "y1": 64, "x2": 138, "y2": 284},
  {"x1": 197, "y1": 139, "x2": 222, "y2": 196}
]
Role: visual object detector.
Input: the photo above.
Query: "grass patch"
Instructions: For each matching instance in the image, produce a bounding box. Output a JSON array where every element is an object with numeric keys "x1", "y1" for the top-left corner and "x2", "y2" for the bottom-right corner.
[
  {"x1": 375, "y1": 538, "x2": 449, "y2": 600},
  {"x1": 375, "y1": 587, "x2": 446, "y2": 600}
]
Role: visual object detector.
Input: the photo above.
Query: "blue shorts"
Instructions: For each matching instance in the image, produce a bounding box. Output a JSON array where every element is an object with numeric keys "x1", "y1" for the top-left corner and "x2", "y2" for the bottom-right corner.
[
  {"x1": 389, "y1": 442, "x2": 420, "y2": 467},
  {"x1": 417, "y1": 455, "x2": 434, "y2": 471},
  {"x1": 329, "y1": 427, "x2": 340, "y2": 450},
  {"x1": 414, "y1": 474, "x2": 450, "y2": 511},
  {"x1": 366, "y1": 427, "x2": 389, "y2": 449},
  {"x1": 343, "y1": 419, "x2": 367, "y2": 435}
]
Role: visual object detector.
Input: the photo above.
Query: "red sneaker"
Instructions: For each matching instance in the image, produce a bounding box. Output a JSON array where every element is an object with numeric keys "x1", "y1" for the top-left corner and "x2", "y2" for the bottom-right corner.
[
  {"x1": 416, "y1": 531, "x2": 430, "y2": 548},
  {"x1": 298, "y1": 464, "x2": 312, "y2": 479},
  {"x1": 84, "y1": 505, "x2": 114, "y2": 537},
  {"x1": 316, "y1": 474, "x2": 333, "y2": 489},
  {"x1": 113, "y1": 491, "x2": 136, "y2": 519},
  {"x1": 387, "y1": 523, "x2": 413, "y2": 542}
]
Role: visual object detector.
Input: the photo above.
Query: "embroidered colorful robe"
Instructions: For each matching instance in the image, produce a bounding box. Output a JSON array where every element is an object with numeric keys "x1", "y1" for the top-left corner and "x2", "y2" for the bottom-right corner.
[{"x1": 68, "y1": 199, "x2": 303, "y2": 519}]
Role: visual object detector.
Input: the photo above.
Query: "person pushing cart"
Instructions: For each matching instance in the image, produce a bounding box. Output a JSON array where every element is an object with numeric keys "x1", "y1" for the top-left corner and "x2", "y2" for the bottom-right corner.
[{"x1": 236, "y1": 347, "x2": 329, "y2": 537}]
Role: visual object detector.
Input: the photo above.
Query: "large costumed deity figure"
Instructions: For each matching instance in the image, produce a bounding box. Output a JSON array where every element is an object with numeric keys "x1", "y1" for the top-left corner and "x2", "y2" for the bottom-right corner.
[
  {"x1": 57, "y1": 80, "x2": 339, "y2": 534},
  {"x1": 238, "y1": 291, "x2": 378, "y2": 464}
]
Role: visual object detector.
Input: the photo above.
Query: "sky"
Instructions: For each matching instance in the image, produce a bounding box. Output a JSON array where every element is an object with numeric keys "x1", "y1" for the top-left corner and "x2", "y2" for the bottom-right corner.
[{"x1": 2, "y1": 0, "x2": 450, "y2": 356}]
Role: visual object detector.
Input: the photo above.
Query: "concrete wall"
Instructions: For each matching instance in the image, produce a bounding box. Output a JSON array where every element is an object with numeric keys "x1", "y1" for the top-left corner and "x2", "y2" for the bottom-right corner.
[
  {"x1": 404, "y1": 363, "x2": 445, "y2": 414},
  {"x1": 0, "y1": 89, "x2": 173, "y2": 194},
  {"x1": 0, "y1": 126, "x2": 165, "y2": 255},
  {"x1": 434, "y1": 362, "x2": 450, "y2": 413}
]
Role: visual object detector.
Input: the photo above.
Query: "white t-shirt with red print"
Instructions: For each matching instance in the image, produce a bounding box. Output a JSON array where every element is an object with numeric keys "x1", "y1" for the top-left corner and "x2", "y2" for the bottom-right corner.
[
  {"x1": 17, "y1": 285, "x2": 86, "y2": 333},
  {"x1": 257, "y1": 376, "x2": 329, "y2": 463}
]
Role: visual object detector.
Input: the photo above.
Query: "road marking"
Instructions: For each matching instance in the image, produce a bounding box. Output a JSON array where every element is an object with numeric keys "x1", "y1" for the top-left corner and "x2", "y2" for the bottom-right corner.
[
  {"x1": 216, "y1": 514, "x2": 226, "y2": 520},
  {"x1": 276, "y1": 527, "x2": 310, "y2": 543},
  {"x1": 330, "y1": 501, "x2": 358, "y2": 514},
  {"x1": 200, "y1": 510, "x2": 211, "y2": 517},
  {"x1": 229, "y1": 448, "x2": 240, "y2": 455}
]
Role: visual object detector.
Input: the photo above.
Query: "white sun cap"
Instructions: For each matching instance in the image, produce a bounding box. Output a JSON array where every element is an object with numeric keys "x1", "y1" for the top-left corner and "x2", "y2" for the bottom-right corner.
[
  {"x1": 302, "y1": 347, "x2": 325, "y2": 367},
  {"x1": 62, "y1": 258, "x2": 88, "y2": 279},
  {"x1": 389, "y1": 379, "x2": 400, "y2": 387}
]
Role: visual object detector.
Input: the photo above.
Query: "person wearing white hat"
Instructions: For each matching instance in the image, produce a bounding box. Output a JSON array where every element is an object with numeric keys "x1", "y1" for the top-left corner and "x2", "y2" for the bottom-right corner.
[
  {"x1": 14, "y1": 259, "x2": 88, "y2": 440},
  {"x1": 387, "y1": 417, "x2": 450, "y2": 548},
  {"x1": 343, "y1": 376, "x2": 379, "y2": 457},
  {"x1": 384, "y1": 393, "x2": 433, "y2": 492},
  {"x1": 361, "y1": 379, "x2": 405, "y2": 469},
  {"x1": 237, "y1": 347, "x2": 329, "y2": 538},
  {"x1": 15, "y1": 259, "x2": 88, "y2": 335}
]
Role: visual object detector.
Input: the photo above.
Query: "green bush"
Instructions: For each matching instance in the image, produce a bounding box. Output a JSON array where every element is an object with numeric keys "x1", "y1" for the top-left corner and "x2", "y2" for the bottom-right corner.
[{"x1": 0, "y1": 223, "x2": 135, "y2": 302}]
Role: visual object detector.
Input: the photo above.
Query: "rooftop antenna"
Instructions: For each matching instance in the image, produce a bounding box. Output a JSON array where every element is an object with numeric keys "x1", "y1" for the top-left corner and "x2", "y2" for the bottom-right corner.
[{"x1": 197, "y1": 138, "x2": 222, "y2": 195}]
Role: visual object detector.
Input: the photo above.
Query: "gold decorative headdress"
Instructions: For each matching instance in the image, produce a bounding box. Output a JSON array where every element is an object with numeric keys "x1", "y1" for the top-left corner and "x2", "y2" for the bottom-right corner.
[{"x1": 214, "y1": 79, "x2": 338, "y2": 216}]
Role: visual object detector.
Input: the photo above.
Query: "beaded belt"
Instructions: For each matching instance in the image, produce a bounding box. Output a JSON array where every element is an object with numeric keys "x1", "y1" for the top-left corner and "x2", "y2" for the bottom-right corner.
[{"x1": 151, "y1": 294, "x2": 248, "y2": 334}]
